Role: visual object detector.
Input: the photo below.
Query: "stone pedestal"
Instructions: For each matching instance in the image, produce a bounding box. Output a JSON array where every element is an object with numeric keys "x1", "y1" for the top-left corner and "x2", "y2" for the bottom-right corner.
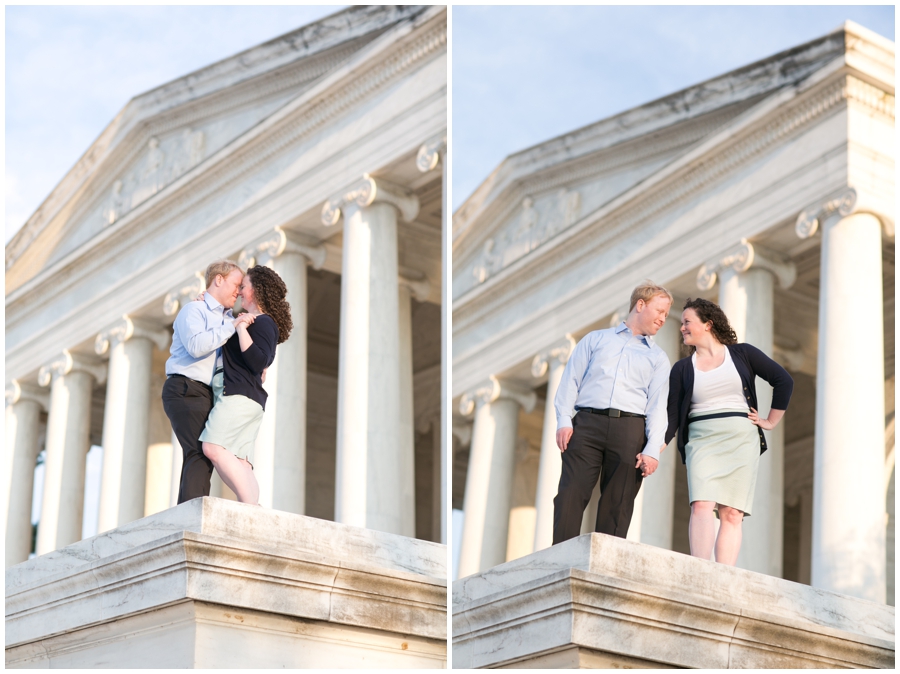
[
  {"x1": 453, "y1": 534, "x2": 894, "y2": 669},
  {"x1": 6, "y1": 498, "x2": 446, "y2": 669},
  {"x1": 797, "y1": 193, "x2": 887, "y2": 603}
]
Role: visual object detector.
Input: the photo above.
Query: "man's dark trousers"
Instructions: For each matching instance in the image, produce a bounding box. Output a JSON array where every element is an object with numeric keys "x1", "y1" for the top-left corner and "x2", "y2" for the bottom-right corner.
[
  {"x1": 552, "y1": 411, "x2": 645, "y2": 544},
  {"x1": 161, "y1": 375, "x2": 214, "y2": 503}
]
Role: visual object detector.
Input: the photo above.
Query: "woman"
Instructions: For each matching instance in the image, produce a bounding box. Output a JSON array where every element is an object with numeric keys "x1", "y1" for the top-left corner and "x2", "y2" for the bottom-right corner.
[
  {"x1": 666, "y1": 297, "x2": 792, "y2": 565},
  {"x1": 199, "y1": 264, "x2": 293, "y2": 504}
]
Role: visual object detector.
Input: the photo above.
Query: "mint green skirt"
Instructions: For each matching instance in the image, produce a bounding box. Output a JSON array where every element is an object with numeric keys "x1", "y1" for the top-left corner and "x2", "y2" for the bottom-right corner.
[
  {"x1": 198, "y1": 370, "x2": 262, "y2": 467},
  {"x1": 685, "y1": 409, "x2": 760, "y2": 515}
]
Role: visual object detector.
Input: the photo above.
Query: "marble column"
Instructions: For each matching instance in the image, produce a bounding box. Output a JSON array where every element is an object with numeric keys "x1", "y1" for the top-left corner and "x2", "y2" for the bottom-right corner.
[
  {"x1": 36, "y1": 351, "x2": 106, "y2": 555},
  {"x1": 323, "y1": 174, "x2": 419, "y2": 534},
  {"x1": 5, "y1": 381, "x2": 48, "y2": 567},
  {"x1": 638, "y1": 315, "x2": 682, "y2": 549},
  {"x1": 398, "y1": 274, "x2": 431, "y2": 537},
  {"x1": 697, "y1": 239, "x2": 796, "y2": 575},
  {"x1": 95, "y1": 317, "x2": 169, "y2": 533},
  {"x1": 418, "y1": 132, "x2": 447, "y2": 543},
  {"x1": 457, "y1": 377, "x2": 536, "y2": 578},
  {"x1": 238, "y1": 228, "x2": 325, "y2": 513},
  {"x1": 531, "y1": 335, "x2": 576, "y2": 552},
  {"x1": 797, "y1": 188, "x2": 888, "y2": 603}
]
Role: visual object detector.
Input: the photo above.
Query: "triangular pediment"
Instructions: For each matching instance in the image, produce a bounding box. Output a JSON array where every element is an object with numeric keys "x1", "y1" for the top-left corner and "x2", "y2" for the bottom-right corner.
[
  {"x1": 5, "y1": 5, "x2": 429, "y2": 293},
  {"x1": 452, "y1": 20, "x2": 894, "y2": 301}
]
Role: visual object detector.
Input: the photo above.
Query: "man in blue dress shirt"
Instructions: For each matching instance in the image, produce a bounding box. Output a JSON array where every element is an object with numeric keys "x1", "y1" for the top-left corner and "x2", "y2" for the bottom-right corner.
[
  {"x1": 552, "y1": 282, "x2": 673, "y2": 543},
  {"x1": 162, "y1": 260, "x2": 253, "y2": 503}
]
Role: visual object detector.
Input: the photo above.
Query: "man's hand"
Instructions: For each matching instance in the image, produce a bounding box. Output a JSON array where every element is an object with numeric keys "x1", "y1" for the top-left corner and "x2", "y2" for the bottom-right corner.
[
  {"x1": 635, "y1": 453, "x2": 659, "y2": 477},
  {"x1": 261, "y1": 368, "x2": 268, "y2": 384},
  {"x1": 557, "y1": 427, "x2": 573, "y2": 452}
]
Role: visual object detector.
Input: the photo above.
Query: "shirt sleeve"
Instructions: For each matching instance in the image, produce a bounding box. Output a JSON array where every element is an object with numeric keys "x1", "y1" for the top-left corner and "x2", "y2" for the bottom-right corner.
[
  {"x1": 640, "y1": 349, "x2": 671, "y2": 461},
  {"x1": 554, "y1": 334, "x2": 592, "y2": 430},
  {"x1": 240, "y1": 316, "x2": 278, "y2": 374},
  {"x1": 177, "y1": 302, "x2": 236, "y2": 359}
]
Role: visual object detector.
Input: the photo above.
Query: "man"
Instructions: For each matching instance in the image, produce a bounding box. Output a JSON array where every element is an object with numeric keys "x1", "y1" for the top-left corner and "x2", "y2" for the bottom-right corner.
[
  {"x1": 162, "y1": 260, "x2": 252, "y2": 503},
  {"x1": 552, "y1": 282, "x2": 672, "y2": 544}
]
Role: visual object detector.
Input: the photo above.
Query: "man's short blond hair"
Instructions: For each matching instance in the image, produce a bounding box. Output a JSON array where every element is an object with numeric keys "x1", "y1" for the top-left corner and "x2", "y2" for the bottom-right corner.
[
  {"x1": 629, "y1": 281, "x2": 674, "y2": 312},
  {"x1": 205, "y1": 260, "x2": 243, "y2": 288}
]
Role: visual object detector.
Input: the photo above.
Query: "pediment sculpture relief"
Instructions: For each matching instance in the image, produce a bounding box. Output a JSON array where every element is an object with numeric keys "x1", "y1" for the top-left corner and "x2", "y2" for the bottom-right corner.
[
  {"x1": 102, "y1": 129, "x2": 206, "y2": 226},
  {"x1": 470, "y1": 188, "x2": 581, "y2": 286}
]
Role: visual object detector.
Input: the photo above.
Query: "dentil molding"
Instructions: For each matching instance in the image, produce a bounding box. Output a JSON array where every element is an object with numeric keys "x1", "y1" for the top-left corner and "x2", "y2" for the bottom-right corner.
[
  {"x1": 696, "y1": 238, "x2": 797, "y2": 290},
  {"x1": 38, "y1": 350, "x2": 107, "y2": 387},
  {"x1": 321, "y1": 174, "x2": 420, "y2": 226},
  {"x1": 458, "y1": 376, "x2": 537, "y2": 416},
  {"x1": 95, "y1": 316, "x2": 170, "y2": 355},
  {"x1": 531, "y1": 335, "x2": 577, "y2": 378}
]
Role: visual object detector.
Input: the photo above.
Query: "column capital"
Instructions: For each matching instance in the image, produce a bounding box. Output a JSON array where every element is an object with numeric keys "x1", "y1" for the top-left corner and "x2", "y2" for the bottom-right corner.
[
  {"x1": 5, "y1": 379, "x2": 49, "y2": 409},
  {"x1": 95, "y1": 315, "x2": 170, "y2": 355},
  {"x1": 163, "y1": 271, "x2": 206, "y2": 318},
  {"x1": 697, "y1": 238, "x2": 796, "y2": 290},
  {"x1": 459, "y1": 376, "x2": 537, "y2": 416},
  {"x1": 452, "y1": 421, "x2": 472, "y2": 446},
  {"x1": 399, "y1": 272, "x2": 431, "y2": 302},
  {"x1": 796, "y1": 188, "x2": 858, "y2": 239},
  {"x1": 531, "y1": 334, "x2": 577, "y2": 378},
  {"x1": 38, "y1": 350, "x2": 106, "y2": 387},
  {"x1": 321, "y1": 174, "x2": 420, "y2": 226},
  {"x1": 237, "y1": 227, "x2": 326, "y2": 271},
  {"x1": 416, "y1": 132, "x2": 446, "y2": 173},
  {"x1": 609, "y1": 302, "x2": 631, "y2": 328}
]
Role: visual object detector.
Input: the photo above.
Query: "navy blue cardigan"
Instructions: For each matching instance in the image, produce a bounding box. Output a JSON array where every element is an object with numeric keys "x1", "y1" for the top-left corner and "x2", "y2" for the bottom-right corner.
[
  {"x1": 665, "y1": 343, "x2": 793, "y2": 464},
  {"x1": 221, "y1": 314, "x2": 278, "y2": 410}
]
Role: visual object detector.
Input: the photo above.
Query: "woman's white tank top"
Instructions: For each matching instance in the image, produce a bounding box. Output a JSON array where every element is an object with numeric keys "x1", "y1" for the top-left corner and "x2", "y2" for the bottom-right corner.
[{"x1": 690, "y1": 347, "x2": 749, "y2": 414}]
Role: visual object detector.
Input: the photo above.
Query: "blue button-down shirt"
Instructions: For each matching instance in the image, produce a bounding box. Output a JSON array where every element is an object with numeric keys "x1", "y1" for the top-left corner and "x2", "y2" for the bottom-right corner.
[
  {"x1": 165, "y1": 293, "x2": 236, "y2": 386},
  {"x1": 555, "y1": 322, "x2": 670, "y2": 460}
]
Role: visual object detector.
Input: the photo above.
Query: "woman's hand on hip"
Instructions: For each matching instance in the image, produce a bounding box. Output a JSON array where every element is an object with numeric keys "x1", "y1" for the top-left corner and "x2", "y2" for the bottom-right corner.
[{"x1": 749, "y1": 407, "x2": 784, "y2": 431}]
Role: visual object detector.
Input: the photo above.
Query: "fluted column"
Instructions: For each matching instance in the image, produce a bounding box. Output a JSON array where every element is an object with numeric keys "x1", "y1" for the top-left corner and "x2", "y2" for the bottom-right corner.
[
  {"x1": 398, "y1": 274, "x2": 431, "y2": 537},
  {"x1": 323, "y1": 174, "x2": 420, "y2": 534},
  {"x1": 797, "y1": 188, "x2": 889, "y2": 602},
  {"x1": 457, "y1": 377, "x2": 536, "y2": 577},
  {"x1": 531, "y1": 335, "x2": 576, "y2": 552},
  {"x1": 36, "y1": 351, "x2": 105, "y2": 554},
  {"x1": 418, "y1": 132, "x2": 447, "y2": 543},
  {"x1": 5, "y1": 381, "x2": 48, "y2": 566},
  {"x1": 697, "y1": 239, "x2": 796, "y2": 575},
  {"x1": 95, "y1": 317, "x2": 169, "y2": 533},
  {"x1": 238, "y1": 227, "x2": 326, "y2": 513}
]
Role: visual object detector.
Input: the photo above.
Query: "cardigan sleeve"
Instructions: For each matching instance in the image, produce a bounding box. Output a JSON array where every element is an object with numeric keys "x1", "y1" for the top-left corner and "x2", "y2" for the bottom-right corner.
[
  {"x1": 665, "y1": 360, "x2": 683, "y2": 445},
  {"x1": 240, "y1": 315, "x2": 278, "y2": 374},
  {"x1": 742, "y1": 343, "x2": 794, "y2": 410}
]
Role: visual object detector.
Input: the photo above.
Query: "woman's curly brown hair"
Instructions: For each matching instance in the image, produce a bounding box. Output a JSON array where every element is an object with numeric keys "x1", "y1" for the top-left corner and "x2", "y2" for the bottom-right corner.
[
  {"x1": 683, "y1": 297, "x2": 737, "y2": 354},
  {"x1": 247, "y1": 265, "x2": 292, "y2": 344}
]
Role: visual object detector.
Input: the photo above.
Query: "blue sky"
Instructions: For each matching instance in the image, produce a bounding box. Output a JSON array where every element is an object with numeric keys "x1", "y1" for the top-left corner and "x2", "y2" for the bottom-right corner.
[
  {"x1": 452, "y1": 5, "x2": 895, "y2": 211},
  {"x1": 5, "y1": 5, "x2": 344, "y2": 244}
]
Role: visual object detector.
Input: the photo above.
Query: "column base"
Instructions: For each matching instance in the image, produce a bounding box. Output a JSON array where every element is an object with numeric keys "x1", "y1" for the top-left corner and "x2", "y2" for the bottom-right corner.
[
  {"x1": 6, "y1": 498, "x2": 446, "y2": 669},
  {"x1": 453, "y1": 534, "x2": 894, "y2": 669}
]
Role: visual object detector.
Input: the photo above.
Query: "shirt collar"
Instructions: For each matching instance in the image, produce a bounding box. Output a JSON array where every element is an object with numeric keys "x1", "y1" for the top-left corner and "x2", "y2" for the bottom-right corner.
[
  {"x1": 204, "y1": 292, "x2": 224, "y2": 312},
  {"x1": 616, "y1": 321, "x2": 654, "y2": 348}
]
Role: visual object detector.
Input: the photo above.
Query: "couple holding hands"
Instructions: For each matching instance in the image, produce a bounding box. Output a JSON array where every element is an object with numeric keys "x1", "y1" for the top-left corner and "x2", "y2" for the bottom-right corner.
[
  {"x1": 552, "y1": 282, "x2": 793, "y2": 565},
  {"x1": 161, "y1": 260, "x2": 293, "y2": 507}
]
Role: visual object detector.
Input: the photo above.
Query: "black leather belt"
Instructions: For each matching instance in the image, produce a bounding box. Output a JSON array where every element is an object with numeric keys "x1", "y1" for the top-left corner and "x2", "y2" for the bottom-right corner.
[
  {"x1": 575, "y1": 406, "x2": 645, "y2": 419},
  {"x1": 688, "y1": 411, "x2": 748, "y2": 424},
  {"x1": 167, "y1": 373, "x2": 212, "y2": 391}
]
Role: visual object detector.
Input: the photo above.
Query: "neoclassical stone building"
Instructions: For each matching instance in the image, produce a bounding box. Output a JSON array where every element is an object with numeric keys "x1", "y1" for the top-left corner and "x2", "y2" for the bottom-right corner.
[
  {"x1": 6, "y1": 5, "x2": 447, "y2": 566},
  {"x1": 452, "y1": 20, "x2": 894, "y2": 609}
]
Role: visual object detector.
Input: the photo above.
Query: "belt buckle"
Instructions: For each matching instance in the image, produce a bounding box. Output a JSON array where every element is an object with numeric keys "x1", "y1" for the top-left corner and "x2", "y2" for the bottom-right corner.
[{"x1": 608, "y1": 408, "x2": 621, "y2": 418}]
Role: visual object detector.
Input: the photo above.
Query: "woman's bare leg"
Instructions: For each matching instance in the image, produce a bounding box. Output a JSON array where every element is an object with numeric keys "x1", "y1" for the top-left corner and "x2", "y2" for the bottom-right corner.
[
  {"x1": 202, "y1": 442, "x2": 259, "y2": 505},
  {"x1": 689, "y1": 501, "x2": 716, "y2": 560},
  {"x1": 714, "y1": 504, "x2": 744, "y2": 565}
]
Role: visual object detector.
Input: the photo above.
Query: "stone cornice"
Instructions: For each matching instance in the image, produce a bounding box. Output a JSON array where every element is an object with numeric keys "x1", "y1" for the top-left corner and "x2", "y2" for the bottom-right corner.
[
  {"x1": 7, "y1": 7, "x2": 446, "y2": 305},
  {"x1": 321, "y1": 174, "x2": 421, "y2": 225},
  {"x1": 95, "y1": 316, "x2": 170, "y2": 355},
  {"x1": 458, "y1": 376, "x2": 537, "y2": 416},
  {"x1": 531, "y1": 335, "x2": 576, "y2": 378},
  {"x1": 5, "y1": 7, "x2": 432, "y2": 274},
  {"x1": 238, "y1": 227, "x2": 327, "y2": 270},
  {"x1": 454, "y1": 71, "x2": 876, "y2": 317},
  {"x1": 37, "y1": 350, "x2": 107, "y2": 387},
  {"x1": 696, "y1": 239, "x2": 797, "y2": 290}
]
